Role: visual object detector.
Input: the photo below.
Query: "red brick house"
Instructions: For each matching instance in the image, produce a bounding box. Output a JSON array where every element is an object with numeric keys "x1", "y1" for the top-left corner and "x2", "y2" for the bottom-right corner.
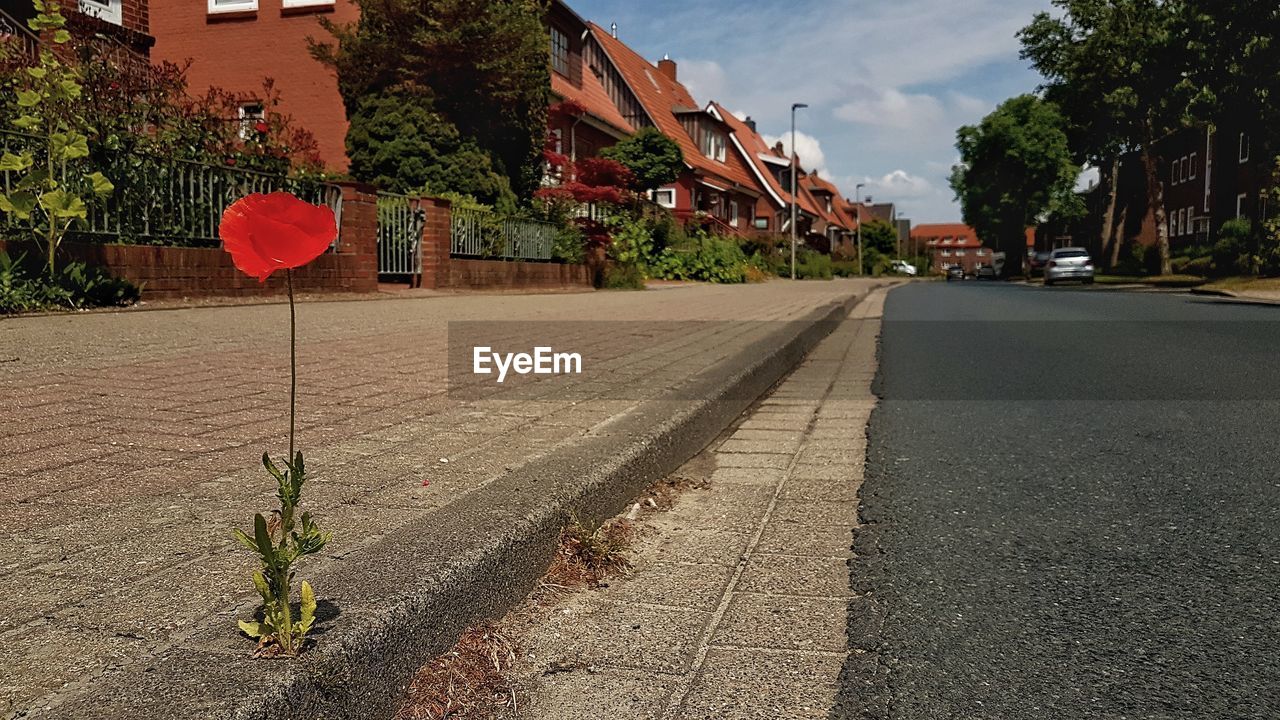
[
  {"x1": 710, "y1": 104, "x2": 826, "y2": 239},
  {"x1": 911, "y1": 223, "x2": 998, "y2": 275},
  {"x1": 149, "y1": 0, "x2": 356, "y2": 171},
  {"x1": 3, "y1": 0, "x2": 153, "y2": 59},
  {"x1": 588, "y1": 25, "x2": 764, "y2": 235},
  {"x1": 546, "y1": 1, "x2": 630, "y2": 162}
]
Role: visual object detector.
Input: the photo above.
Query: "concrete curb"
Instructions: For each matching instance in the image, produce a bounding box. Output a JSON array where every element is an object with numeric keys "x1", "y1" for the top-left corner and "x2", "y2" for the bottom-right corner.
[
  {"x1": 48, "y1": 285, "x2": 885, "y2": 720},
  {"x1": 1187, "y1": 287, "x2": 1280, "y2": 306}
]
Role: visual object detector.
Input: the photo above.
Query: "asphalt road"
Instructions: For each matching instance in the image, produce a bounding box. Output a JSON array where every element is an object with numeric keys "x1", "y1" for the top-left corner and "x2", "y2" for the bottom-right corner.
[{"x1": 843, "y1": 282, "x2": 1280, "y2": 719}]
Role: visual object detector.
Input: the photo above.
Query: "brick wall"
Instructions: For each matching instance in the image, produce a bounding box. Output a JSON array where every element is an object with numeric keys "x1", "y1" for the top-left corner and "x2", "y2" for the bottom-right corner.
[
  {"x1": 0, "y1": 181, "x2": 377, "y2": 299},
  {"x1": 149, "y1": 0, "x2": 357, "y2": 171}
]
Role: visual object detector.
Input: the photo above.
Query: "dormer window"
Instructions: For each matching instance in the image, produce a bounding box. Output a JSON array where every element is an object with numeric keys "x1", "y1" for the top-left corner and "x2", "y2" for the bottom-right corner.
[
  {"x1": 550, "y1": 26, "x2": 570, "y2": 77},
  {"x1": 701, "y1": 127, "x2": 726, "y2": 162}
]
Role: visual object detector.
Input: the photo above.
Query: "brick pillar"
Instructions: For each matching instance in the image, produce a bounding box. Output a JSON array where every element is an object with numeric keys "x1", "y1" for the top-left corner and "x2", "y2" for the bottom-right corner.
[
  {"x1": 417, "y1": 196, "x2": 453, "y2": 289},
  {"x1": 335, "y1": 181, "x2": 379, "y2": 292}
]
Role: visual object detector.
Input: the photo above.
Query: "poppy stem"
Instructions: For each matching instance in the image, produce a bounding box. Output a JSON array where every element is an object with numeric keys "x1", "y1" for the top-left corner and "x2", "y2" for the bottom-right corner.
[{"x1": 287, "y1": 268, "x2": 296, "y2": 462}]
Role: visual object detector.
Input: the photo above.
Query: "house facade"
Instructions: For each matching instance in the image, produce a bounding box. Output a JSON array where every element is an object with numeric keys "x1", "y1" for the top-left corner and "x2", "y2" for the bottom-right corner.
[
  {"x1": 149, "y1": 0, "x2": 356, "y2": 170},
  {"x1": 911, "y1": 223, "x2": 999, "y2": 275},
  {"x1": 546, "y1": 1, "x2": 630, "y2": 162},
  {"x1": 3, "y1": 0, "x2": 153, "y2": 60}
]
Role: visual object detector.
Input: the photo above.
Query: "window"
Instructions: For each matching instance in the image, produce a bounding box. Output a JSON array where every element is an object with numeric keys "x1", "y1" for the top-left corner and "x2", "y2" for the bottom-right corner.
[
  {"x1": 550, "y1": 26, "x2": 570, "y2": 77},
  {"x1": 209, "y1": 0, "x2": 257, "y2": 13},
  {"x1": 1240, "y1": 133, "x2": 1250, "y2": 163},
  {"x1": 237, "y1": 102, "x2": 264, "y2": 140},
  {"x1": 1188, "y1": 207, "x2": 1196, "y2": 235},
  {"x1": 550, "y1": 128, "x2": 563, "y2": 156},
  {"x1": 1178, "y1": 208, "x2": 1187, "y2": 236},
  {"x1": 942, "y1": 249, "x2": 953, "y2": 257},
  {"x1": 701, "y1": 128, "x2": 726, "y2": 162},
  {"x1": 654, "y1": 189, "x2": 676, "y2": 209},
  {"x1": 1181, "y1": 156, "x2": 1190, "y2": 183},
  {"x1": 1169, "y1": 216, "x2": 1176, "y2": 238},
  {"x1": 729, "y1": 200, "x2": 739, "y2": 227},
  {"x1": 1189, "y1": 153, "x2": 1197, "y2": 180},
  {"x1": 754, "y1": 217, "x2": 768, "y2": 230},
  {"x1": 1172, "y1": 160, "x2": 1180, "y2": 184},
  {"x1": 282, "y1": 0, "x2": 334, "y2": 8},
  {"x1": 79, "y1": 0, "x2": 121, "y2": 24},
  {"x1": 1238, "y1": 193, "x2": 1248, "y2": 218}
]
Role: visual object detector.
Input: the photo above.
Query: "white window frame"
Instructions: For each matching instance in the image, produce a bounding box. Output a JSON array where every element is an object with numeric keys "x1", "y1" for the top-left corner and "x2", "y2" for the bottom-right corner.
[
  {"x1": 942, "y1": 249, "x2": 953, "y2": 257},
  {"x1": 654, "y1": 188, "x2": 676, "y2": 209},
  {"x1": 1240, "y1": 133, "x2": 1250, "y2": 163},
  {"x1": 209, "y1": 0, "x2": 258, "y2": 15},
  {"x1": 1238, "y1": 193, "x2": 1248, "y2": 218},
  {"x1": 283, "y1": 0, "x2": 334, "y2": 7},
  {"x1": 728, "y1": 200, "x2": 739, "y2": 227},
  {"x1": 1189, "y1": 153, "x2": 1197, "y2": 180},
  {"x1": 702, "y1": 128, "x2": 726, "y2": 162},
  {"x1": 549, "y1": 25, "x2": 570, "y2": 77},
  {"x1": 1172, "y1": 160, "x2": 1180, "y2": 184},
  {"x1": 79, "y1": 0, "x2": 122, "y2": 25},
  {"x1": 237, "y1": 102, "x2": 265, "y2": 140}
]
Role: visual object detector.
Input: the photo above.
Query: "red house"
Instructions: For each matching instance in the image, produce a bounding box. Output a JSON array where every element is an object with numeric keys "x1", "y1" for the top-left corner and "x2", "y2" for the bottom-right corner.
[
  {"x1": 3, "y1": 0, "x2": 153, "y2": 59},
  {"x1": 149, "y1": 0, "x2": 356, "y2": 171},
  {"x1": 588, "y1": 24, "x2": 764, "y2": 235}
]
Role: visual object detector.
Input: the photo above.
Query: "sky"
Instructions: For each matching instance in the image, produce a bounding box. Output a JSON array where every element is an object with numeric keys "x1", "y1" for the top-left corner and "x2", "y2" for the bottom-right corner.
[{"x1": 574, "y1": 0, "x2": 1057, "y2": 224}]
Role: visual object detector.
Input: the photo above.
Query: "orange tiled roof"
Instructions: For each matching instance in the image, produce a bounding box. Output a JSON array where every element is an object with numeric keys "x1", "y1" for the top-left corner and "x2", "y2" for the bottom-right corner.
[
  {"x1": 551, "y1": 68, "x2": 633, "y2": 136},
  {"x1": 589, "y1": 25, "x2": 759, "y2": 193},
  {"x1": 711, "y1": 102, "x2": 822, "y2": 217},
  {"x1": 912, "y1": 224, "x2": 1037, "y2": 248},
  {"x1": 801, "y1": 173, "x2": 850, "y2": 230}
]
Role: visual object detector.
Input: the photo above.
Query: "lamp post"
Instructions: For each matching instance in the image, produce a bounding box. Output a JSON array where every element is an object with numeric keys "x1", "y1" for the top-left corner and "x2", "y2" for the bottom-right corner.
[
  {"x1": 790, "y1": 103, "x2": 808, "y2": 280},
  {"x1": 855, "y1": 183, "x2": 865, "y2": 276}
]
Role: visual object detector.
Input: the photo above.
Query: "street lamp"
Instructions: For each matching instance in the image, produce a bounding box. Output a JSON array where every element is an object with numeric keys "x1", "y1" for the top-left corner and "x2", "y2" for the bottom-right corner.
[
  {"x1": 855, "y1": 183, "x2": 865, "y2": 276},
  {"x1": 790, "y1": 103, "x2": 808, "y2": 281}
]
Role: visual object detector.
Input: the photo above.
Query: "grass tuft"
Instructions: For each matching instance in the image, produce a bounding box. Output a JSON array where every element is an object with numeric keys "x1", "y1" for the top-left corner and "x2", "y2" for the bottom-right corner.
[{"x1": 395, "y1": 623, "x2": 519, "y2": 720}]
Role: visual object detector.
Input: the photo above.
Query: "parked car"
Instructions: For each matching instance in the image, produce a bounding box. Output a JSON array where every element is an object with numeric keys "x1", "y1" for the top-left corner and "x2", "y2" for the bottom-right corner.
[
  {"x1": 1043, "y1": 247, "x2": 1095, "y2": 286},
  {"x1": 1028, "y1": 251, "x2": 1052, "y2": 276},
  {"x1": 976, "y1": 264, "x2": 997, "y2": 280},
  {"x1": 946, "y1": 265, "x2": 965, "y2": 281},
  {"x1": 891, "y1": 260, "x2": 919, "y2": 276}
]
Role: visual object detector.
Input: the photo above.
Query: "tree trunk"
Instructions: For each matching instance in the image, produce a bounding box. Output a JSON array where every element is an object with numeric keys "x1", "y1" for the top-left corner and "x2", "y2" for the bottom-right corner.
[
  {"x1": 1141, "y1": 122, "x2": 1172, "y2": 276},
  {"x1": 1100, "y1": 156, "x2": 1122, "y2": 271}
]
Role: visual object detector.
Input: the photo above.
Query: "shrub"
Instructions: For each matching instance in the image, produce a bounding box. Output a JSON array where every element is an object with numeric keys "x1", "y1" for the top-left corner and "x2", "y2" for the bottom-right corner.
[
  {"x1": 793, "y1": 248, "x2": 832, "y2": 280},
  {"x1": 650, "y1": 232, "x2": 748, "y2": 284},
  {"x1": 1213, "y1": 218, "x2": 1253, "y2": 275},
  {"x1": 602, "y1": 263, "x2": 645, "y2": 289},
  {"x1": 832, "y1": 260, "x2": 860, "y2": 278},
  {"x1": 0, "y1": 250, "x2": 139, "y2": 313},
  {"x1": 599, "y1": 127, "x2": 683, "y2": 192}
]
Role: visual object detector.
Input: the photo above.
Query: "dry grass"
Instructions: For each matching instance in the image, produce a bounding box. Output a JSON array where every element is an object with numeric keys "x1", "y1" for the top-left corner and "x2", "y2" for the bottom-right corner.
[
  {"x1": 642, "y1": 473, "x2": 710, "y2": 512},
  {"x1": 395, "y1": 623, "x2": 519, "y2": 720},
  {"x1": 542, "y1": 516, "x2": 635, "y2": 591}
]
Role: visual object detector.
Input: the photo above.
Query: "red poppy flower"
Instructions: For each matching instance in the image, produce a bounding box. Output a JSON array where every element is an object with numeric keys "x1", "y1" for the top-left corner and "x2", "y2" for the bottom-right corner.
[
  {"x1": 219, "y1": 193, "x2": 337, "y2": 282},
  {"x1": 254, "y1": 121, "x2": 270, "y2": 134}
]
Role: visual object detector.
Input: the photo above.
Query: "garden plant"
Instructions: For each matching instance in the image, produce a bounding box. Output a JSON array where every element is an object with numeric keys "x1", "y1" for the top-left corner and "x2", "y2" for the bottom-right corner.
[{"x1": 220, "y1": 192, "x2": 337, "y2": 656}]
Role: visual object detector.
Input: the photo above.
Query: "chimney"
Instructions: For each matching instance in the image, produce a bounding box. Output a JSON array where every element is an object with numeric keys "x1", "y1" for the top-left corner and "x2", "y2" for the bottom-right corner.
[
  {"x1": 744, "y1": 116, "x2": 757, "y2": 132},
  {"x1": 657, "y1": 54, "x2": 677, "y2": 81}
]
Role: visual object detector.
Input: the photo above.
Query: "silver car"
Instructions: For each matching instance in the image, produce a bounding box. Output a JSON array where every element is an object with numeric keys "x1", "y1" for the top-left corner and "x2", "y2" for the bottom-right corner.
[{"x1": 1043, "y1": 247, "x2": 1095, "y2": 286}]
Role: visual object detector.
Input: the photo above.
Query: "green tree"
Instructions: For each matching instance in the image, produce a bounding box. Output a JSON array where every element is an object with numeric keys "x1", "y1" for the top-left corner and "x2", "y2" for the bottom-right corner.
[
  {"x1": 599, "y1": 128, "x2": 683, "y2": 193},
  {"x1": 345, "y1": 91, "x2": 513, "y2": 205},
  {"x1": 1019, "y1": 0, "x2": 1187, "y2": 275},
  {"x1": 313, "y1": 0, "x2": 549, "y2": 201},
  {"x1": 950, "y1": 95, "x2": 1081, "y2": 277},
  {"x1": 0, "y1": 0, "x2": 113, "y2": 275}
]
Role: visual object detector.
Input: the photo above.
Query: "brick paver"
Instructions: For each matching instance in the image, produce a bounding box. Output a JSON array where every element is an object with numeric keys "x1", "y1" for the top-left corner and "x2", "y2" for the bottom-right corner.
[
  {"x1": 500, "y1": 287, "x2": 886, "y2": 719},
  {"x1": 0, "y1": 280, "x2": 877, "y2": 718}
]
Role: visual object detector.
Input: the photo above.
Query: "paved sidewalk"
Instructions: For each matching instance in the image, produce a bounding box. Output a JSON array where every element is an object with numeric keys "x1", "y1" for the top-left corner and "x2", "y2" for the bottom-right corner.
[
  {"x1": 0, "y1": 280, "x2": 880, "y2": 718},
  {"x1": 500, "y1": 288, "x2": 885, "y2": 719}
]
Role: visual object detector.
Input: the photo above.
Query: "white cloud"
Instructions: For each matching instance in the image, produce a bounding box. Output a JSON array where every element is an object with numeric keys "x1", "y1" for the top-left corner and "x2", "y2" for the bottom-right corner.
[
  {"x1": 867, "y1": 170, "x2": 935, "y2": 199},
  {"x1": 675, "y1": 59, "x2": 728, "y2": 106},
  {"x1": 761, "y1": 131, "x2": 827, "y2": 177},
  {"x1": 834, "y1": 87, "x2": 945, "y2": 131}
]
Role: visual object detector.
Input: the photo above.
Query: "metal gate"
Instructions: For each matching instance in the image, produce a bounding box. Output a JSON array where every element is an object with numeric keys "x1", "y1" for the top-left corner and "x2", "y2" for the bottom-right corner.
[{"x1": 377, "y1": 193, "x2": 427, "y2": 280}]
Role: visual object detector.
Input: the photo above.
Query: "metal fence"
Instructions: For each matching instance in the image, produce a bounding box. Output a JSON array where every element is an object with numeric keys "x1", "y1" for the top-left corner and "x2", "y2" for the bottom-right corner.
[
  {"x1": 377, "y1": 193, "x2": 425, "y2": 276},
  {"x1": 0, "y1": 130, "x2": 342, "y2": 248},
  {"x1": 450, "y1": 206, "x2": 556, "y2": 261}
]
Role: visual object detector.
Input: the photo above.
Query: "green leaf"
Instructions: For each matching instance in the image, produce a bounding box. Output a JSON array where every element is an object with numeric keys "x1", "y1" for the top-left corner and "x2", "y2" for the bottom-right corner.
[
  {"x1": 0, "y1": 191, "x2": 37, "y2": 220},
  {"x1": 12, "y1": 115, "x2": 40, "y2": 130},
  {"x1": 86, "y1": 171, "x2": 113, "y2": 198},
  {"x1": 253, "y1": 513, "x2": 274, "y2": 561},
  {"x1": 50, "y1": 132, "x2": 89, "y2": 160},
  {"x1": 251, "y1": 570, "x2": 272, "y2": 602},
  {"x1": 0, "y1": 152, "x2": 32, "y2": 172},
  {"x1": 25, "y1": 67, "x2": 47, "y2": 80},
  {"x1": 58, "y1": 79, "x2": 81, "y2": 99},
  {"x1": 232, "y1": 528, "x2": 257, "y2": 553},
  {"x1": 52, "y1": 29, "x2": 71, "y2": 44},
  {"x1": 16, "y1": 90, "x2": 41, "y2": 108},
  {"x1": 262, "y1": 452, "x2": 284, "y2": 481},
  {"x1": 297, "y1": 580, "x2": 316, "y2": 635},
  {"x1": 39, "y1": 189, "x2": 86, "y2": 219},
  {"x1": 237, "y1": 620, "x2": 265, "y2": 639}
]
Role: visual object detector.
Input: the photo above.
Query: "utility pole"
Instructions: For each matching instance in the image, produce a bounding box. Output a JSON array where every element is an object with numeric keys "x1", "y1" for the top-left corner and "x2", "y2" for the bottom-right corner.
[
  {"x1": 855, "y1": 183, "x2": 865, "y2": 276},
  {"x1": 790, "y1": 103, "x2": 807, "y2": 280}
]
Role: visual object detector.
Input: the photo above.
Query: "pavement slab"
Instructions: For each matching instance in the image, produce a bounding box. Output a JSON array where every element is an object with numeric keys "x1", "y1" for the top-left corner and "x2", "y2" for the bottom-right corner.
[
  {"x1": 0, "y1": 280, "x2": 883, "y2": 719},
  {"x1": 500, "y1": 287, "x2": 888, "y2": 719}
]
